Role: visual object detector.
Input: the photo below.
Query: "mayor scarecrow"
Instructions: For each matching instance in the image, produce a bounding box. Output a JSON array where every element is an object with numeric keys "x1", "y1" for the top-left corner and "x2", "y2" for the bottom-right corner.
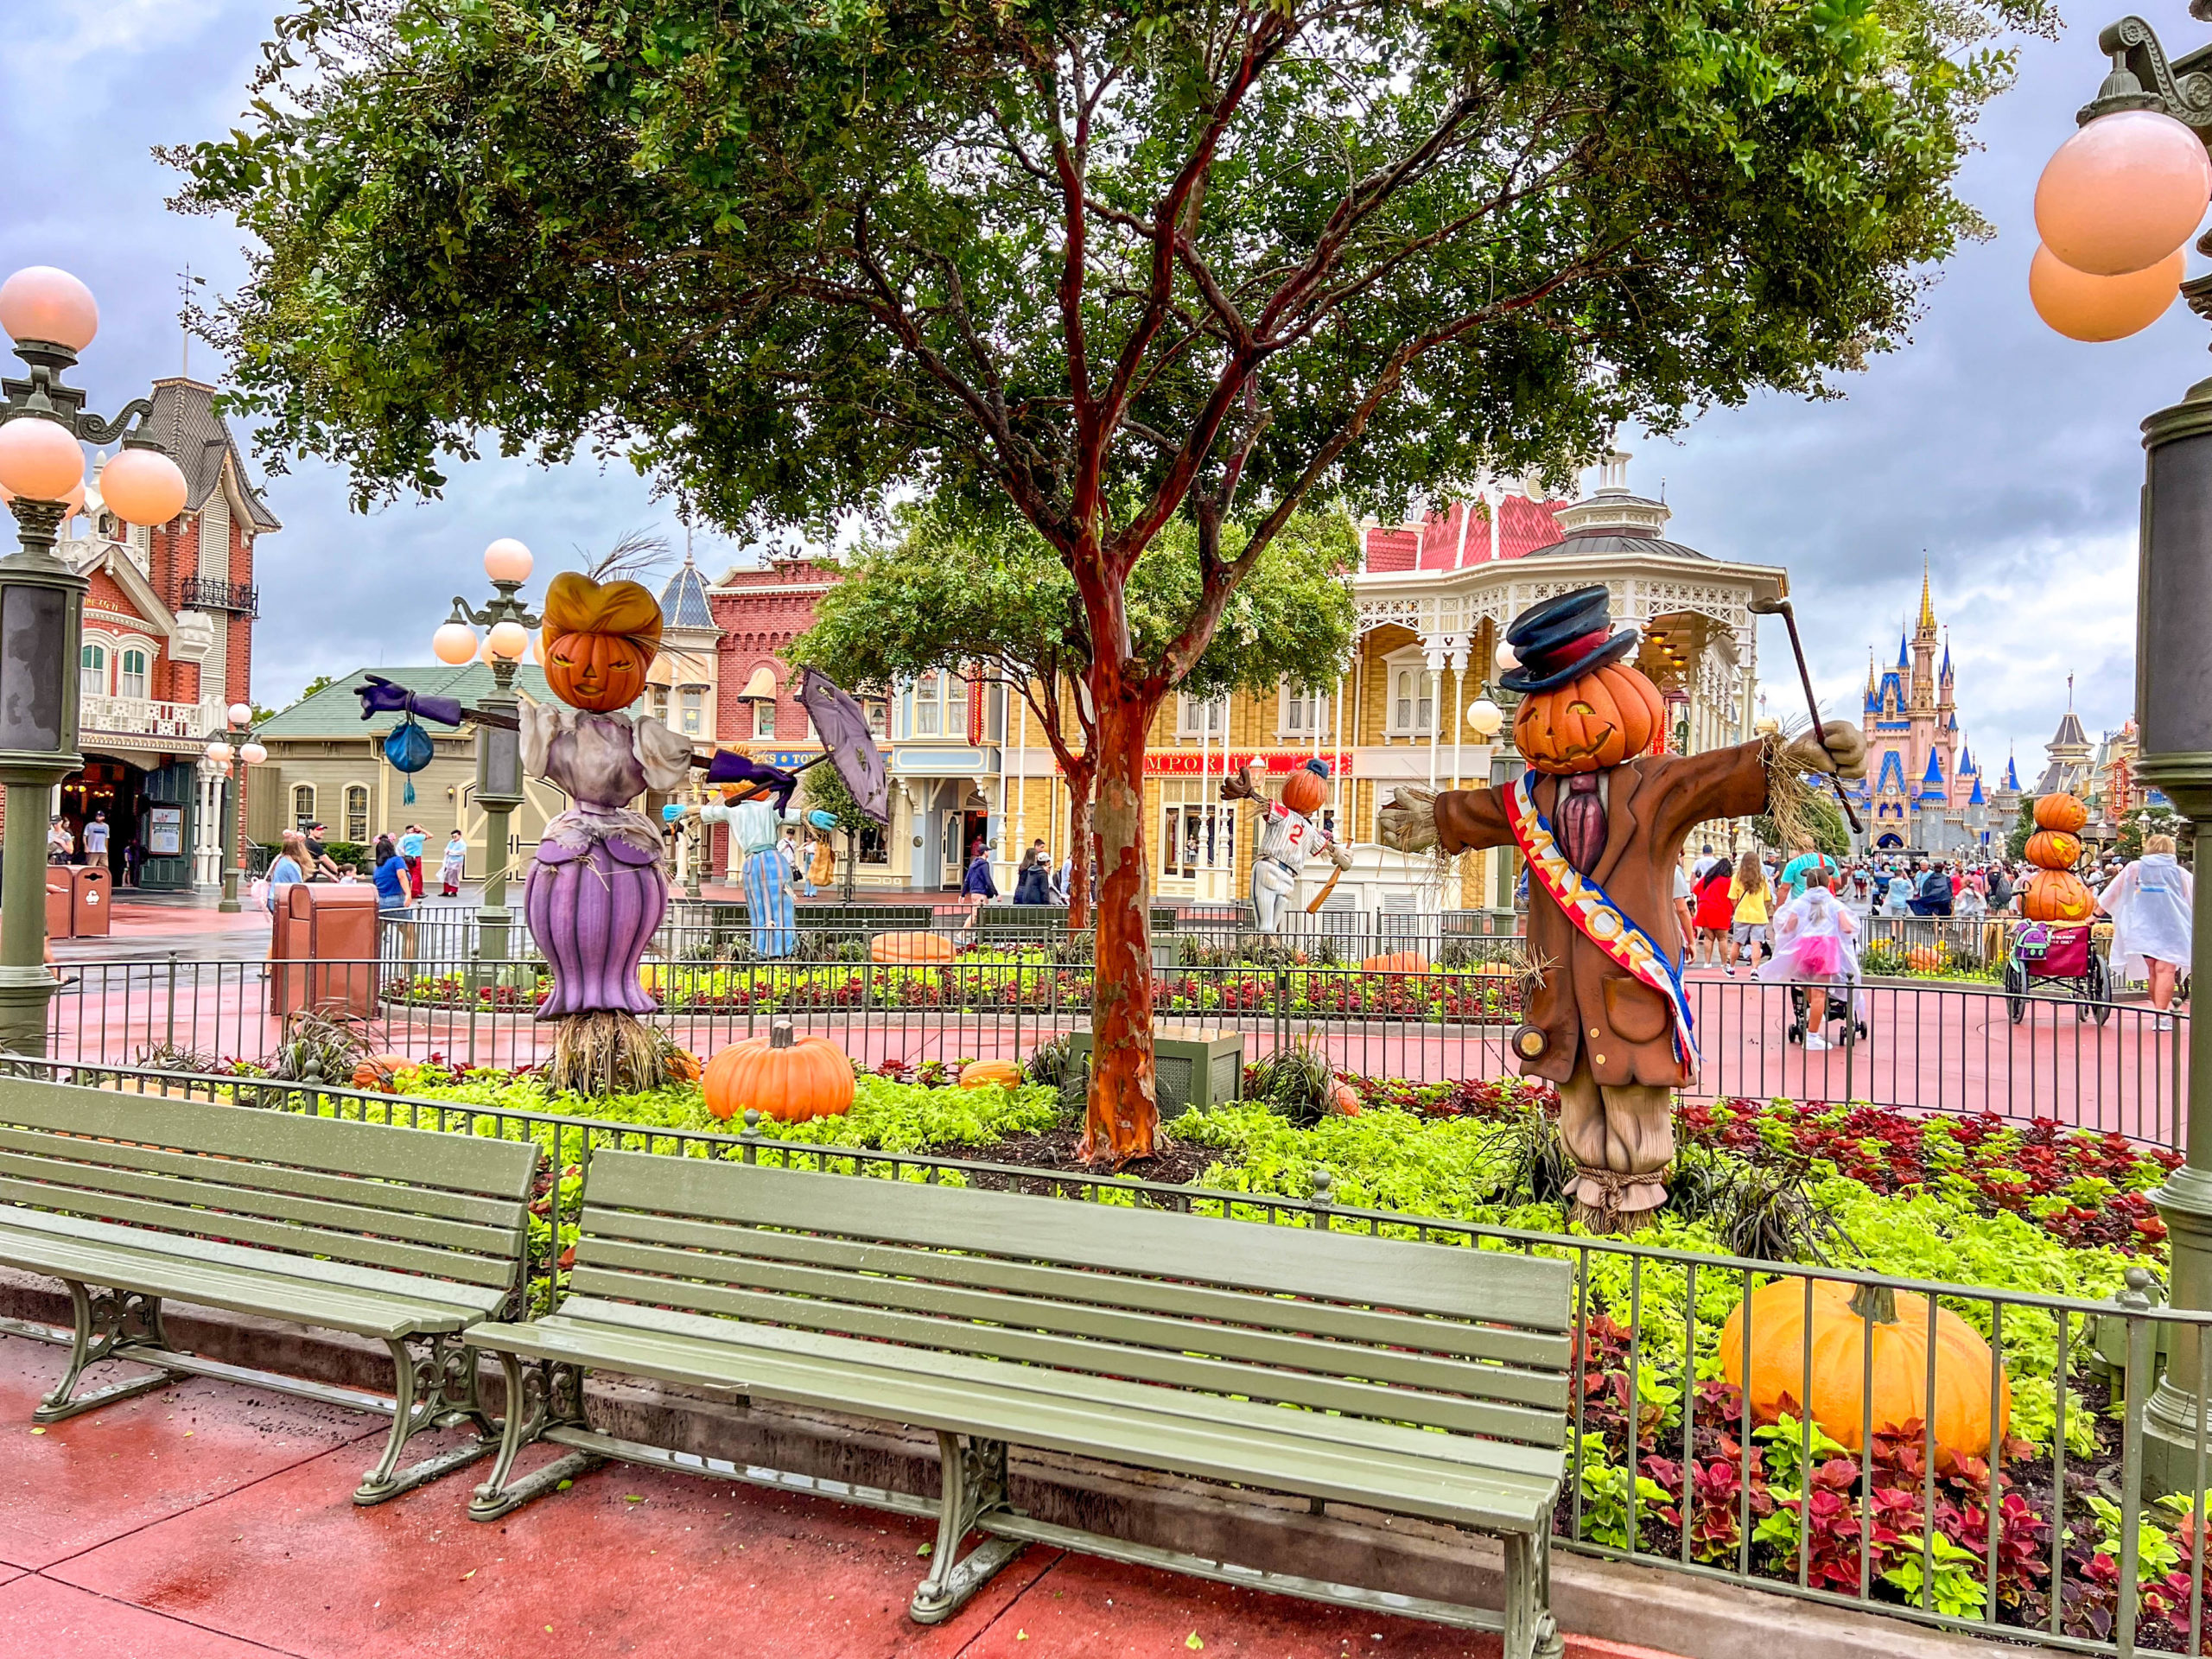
[{"x1": 1380, "y1": 586, "x2": 1865, "y2": 1232}]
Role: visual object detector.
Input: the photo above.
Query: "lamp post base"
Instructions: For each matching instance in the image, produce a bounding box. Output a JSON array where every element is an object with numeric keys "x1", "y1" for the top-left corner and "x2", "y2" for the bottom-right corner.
[
  {"x1": 0, "y1": 964, "x2": 56, "y2": 1063},
  {"x1": 217, "y1": 865, "x2": 242, "y2": 915}
]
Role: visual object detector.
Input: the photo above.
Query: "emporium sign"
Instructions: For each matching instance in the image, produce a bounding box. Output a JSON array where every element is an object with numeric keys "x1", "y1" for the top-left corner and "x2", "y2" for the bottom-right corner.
[{"x1": 1141, "y1": 750, "x2": 1353, "y2": 778}]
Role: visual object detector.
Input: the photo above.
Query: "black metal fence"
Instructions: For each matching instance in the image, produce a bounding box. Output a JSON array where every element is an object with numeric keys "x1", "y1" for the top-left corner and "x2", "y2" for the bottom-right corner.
[
  {"x1": 4, "y1": 1054, "x2": 2200, "y2": 1658},
  {"x1": 48, "y1": 951, "x2": 2189, "y2": 1146}
]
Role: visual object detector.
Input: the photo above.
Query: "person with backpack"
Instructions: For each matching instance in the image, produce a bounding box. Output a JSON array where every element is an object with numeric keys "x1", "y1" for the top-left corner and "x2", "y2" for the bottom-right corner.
[{"x1": 1915, "y1": 860, "x2": 1955, "y2": 918}]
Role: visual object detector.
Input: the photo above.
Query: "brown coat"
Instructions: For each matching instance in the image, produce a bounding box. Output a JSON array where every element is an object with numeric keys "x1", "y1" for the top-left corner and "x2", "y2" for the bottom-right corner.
[{"x1": 1435, "y1": 741, "x2": 1770, "y2": 1090}]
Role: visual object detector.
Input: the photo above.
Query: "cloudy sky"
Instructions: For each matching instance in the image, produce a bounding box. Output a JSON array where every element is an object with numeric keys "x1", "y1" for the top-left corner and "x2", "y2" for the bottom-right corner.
[{"x1": 0, "y1": 0, "x2": 2189, "y2": 768}]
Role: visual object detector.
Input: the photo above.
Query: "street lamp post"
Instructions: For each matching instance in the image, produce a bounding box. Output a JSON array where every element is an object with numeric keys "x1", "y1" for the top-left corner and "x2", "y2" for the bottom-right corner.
[
  {"x1": 433, "y1": 539, "x2": 540, "y2": 963},
  {"x1": 2037, "y1": 15, "x2": 2212, "y2": 1491},
  {"x1": 203, "y1": 704, "x2": 267, "y2": 914},
  {"x1": 0, "y1": 269, "x2": 187, "y2": 1058}
]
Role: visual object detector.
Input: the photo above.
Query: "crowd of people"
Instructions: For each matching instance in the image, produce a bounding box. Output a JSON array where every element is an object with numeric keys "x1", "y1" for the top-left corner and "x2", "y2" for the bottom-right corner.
[{"x1": 1673, "y1": 836, "x2": 2195, "y2": 1033}]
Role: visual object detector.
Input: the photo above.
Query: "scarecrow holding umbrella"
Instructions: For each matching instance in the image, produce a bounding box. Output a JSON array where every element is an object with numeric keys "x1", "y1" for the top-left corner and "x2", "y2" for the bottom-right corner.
[{"x1": 1380, "y1": 586, "x2": 1865, "y2": 1231}]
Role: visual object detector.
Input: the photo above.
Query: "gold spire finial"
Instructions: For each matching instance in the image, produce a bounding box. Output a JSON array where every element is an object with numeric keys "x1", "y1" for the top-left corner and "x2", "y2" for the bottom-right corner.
[{"x1": 1916, "y1": 560, "x2": 1936, "y2": 636}]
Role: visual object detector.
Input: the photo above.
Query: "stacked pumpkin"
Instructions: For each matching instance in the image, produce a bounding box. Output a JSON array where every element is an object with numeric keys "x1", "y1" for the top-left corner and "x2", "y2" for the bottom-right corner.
[{"x1": 2019, "y1": 792, "x2": 2095, "y2": 924}]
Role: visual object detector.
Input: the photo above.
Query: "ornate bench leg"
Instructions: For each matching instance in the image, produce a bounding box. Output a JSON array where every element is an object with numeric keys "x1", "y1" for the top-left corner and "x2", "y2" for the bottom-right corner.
[
  {"x1": 910, "y1": 1433, "x2": 1024, "y2": 1625},
  {"x1": 354, "y1": 1333, "x2": 504, "y2": 1505},
  {"x1": 1503, "y1": 1531, "x2": 1564, "y2": 1659},
  {"x1": 470, "y1": 1357, "x2": 599, "y2": 1522},
  {"x1": 34, "y1": 1283, "x2": 187, "y2": 1423}
]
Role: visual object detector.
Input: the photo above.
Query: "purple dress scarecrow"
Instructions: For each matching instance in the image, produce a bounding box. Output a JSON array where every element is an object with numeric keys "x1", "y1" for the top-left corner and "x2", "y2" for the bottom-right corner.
[{"x1": 521, "y1": 702, "x2": 693, "y2": 1017}]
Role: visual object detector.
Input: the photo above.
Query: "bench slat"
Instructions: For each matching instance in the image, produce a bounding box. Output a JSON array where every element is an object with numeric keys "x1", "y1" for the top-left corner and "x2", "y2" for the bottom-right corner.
[
  {"x1": 473, "y1": 1306, "x2": 1561, "y2": 1532},
  {"x1": 587, "y1": 1208, "x2": 1571, "y2": 1375},
  {"x1": 0, "y1": 1206, "x2": 512, "y2": 1313},
  {"x1": 590, "y1": 1155, "x2": 1572, "y2": 1332},
  {"x1": 0, "y1": 1175, "x2": 520, "y2": 1289},
  {"x1": 0, "y1": 1150, "x2": 524, "y2": 1260},
  {"x1": 569, "y1": 1261, "x2": 1561, "y2": 1444},
  {"x1": 574, "y1": 1235, "x2": 1567, "y2": 1413},
  {"x1": 0, "y1": 1080, "x2": 536, "y2": 1196},
  {"x1": 0, "y1": 1125, "x2": 523, "y2": 1228},
  {"x1": 0, "y1": 1219, "x2": 497, "y2": 1338},
  {"x1": 554, "y1": 1295, "x2": 1565, "y2": 1481}
]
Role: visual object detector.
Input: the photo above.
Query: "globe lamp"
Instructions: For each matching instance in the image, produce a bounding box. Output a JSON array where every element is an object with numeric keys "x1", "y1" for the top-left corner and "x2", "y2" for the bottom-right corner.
[
  {"x1": 205, "y1": 741, "x2": 233, "y2": 767},
  {"x1": 99, "y1": 447, "x2": 189, "y2": 526},
  {"x1": 434, "y1": 621, "x2": 480, "y2": 665},
  {"x1": 1466, "y1": 698, "x2": 1504, "y2": 738},
  {"x1": 2030, "y1": 244, "x2": 2183, "y2": 342},
  {"x1": 0, "y1": 267, "x2": 99, "y2": 353},
  {"x1": 0, "y1": 418, "x2": 85, "y2": 502},
  {"x1": 239, "y1": 741, "x2": 268, "y2": 766},
  {"x1": 226, "y1": 702, "x2": 252, "y2": 728},
  {"x1": 486, "y1": 620, "x2": 530, "y2": 660},
  {"x1": 484, "y1": 537, "x2": 533, "y2": 583},
  {"x1": 2036, "y1": 110, "x2": 2211, "y2": 276}
]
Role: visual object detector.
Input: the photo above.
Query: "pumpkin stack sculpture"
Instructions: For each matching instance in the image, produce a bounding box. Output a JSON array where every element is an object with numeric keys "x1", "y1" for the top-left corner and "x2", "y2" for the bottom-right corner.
[
  {"x1": 2019, "y1": 791, "x2": 2097, "y2": 924},
  {"x1": 1380, "y1": 587, "x2": 1867, "y2": 1232},
  {"x1": 523, "y1": 569, "x2": 699, "y2": 1093}
]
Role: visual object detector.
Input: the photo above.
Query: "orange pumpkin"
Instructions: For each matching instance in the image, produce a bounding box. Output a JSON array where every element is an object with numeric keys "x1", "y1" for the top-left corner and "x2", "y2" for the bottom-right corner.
[
  {"x1": 702, "y1": 1021, "x2": 855, "y2": 1122},
  {"x1": 1281, "y1": 765, "x2": 1329, "y2": 817},
  {"x1": 2035, "y1": 792, "x2": 2089, "y2": 834},
  {"x1": 1361, "y1": 951, "x2": 1429, "y2": 975},
  {"x1": 959, "y1": 1058, "x2": 1024, "y2": 1090},
  {"x1": 351, "y1": 1053, "x2": 412, "y2": 1092},
  {"x1": 870, "y1": 931, "x2": 957, "y2": 964},
  {"x1": 1719, "y1": 1279, "x2": 2009, "y2": 1459},
  {"x1": 1512, "y1": 662, "x2": 1665, "y2": 774},
  {"x1": 540, "y1": 570, "x2": 663, "y2": 712},
  {"x1": 1331, "y1": 1081, "x2": 1362, "y2": 1117},
  {"x1": 2023, "y1": 830, "x2": 2082, "y2": 872},
  {"x1": 664, "y1": 1046, "x2": 704, "y2": 1084},
  {"x1": 2021, "y1": 868, "x2": 2096, "y2": 924}
]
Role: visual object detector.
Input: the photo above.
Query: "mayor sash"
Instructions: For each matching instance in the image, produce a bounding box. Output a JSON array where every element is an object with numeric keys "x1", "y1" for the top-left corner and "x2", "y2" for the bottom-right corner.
[{"x1": 1505, "y1": 770, "x2": 1699, "y2": 1072}]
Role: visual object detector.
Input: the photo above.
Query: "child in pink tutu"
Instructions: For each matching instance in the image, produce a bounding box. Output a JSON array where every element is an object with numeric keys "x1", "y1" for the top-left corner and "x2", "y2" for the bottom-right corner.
[{"x1": 1761, "y1": 867, "x2": 1861, "y2": 1051}]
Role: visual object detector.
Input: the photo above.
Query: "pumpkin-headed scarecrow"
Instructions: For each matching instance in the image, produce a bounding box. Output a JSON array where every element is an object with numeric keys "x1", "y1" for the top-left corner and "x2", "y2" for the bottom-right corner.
[
  {"x1": 1221, "y1": 758, "x2": 1354, "y2": 931},
  {"x1": 1380, "y1": 587, "x2": 1866, "y2": 1231},
  {"x1": 522, "y1": 569, "x2": 697, "y2": 1090}
]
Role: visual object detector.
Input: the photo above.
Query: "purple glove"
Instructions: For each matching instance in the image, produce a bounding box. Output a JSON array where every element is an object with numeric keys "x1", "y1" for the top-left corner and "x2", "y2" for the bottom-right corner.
[{"x1": 354, "y1": 674, "x2": 464, "y2": 728}]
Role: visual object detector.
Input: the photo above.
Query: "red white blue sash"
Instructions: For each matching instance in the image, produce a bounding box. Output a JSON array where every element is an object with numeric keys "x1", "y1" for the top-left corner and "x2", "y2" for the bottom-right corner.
[{"x1": 1505, "y1": 771, "x2": 1699, "y2": 1072}]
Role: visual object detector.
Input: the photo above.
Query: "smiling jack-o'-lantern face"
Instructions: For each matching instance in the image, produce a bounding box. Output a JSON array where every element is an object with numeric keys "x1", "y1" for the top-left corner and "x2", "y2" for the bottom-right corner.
[
  {"x1": 539, "y1": 571, "x2": 664, "y2": 714},
  {"x1": 1511, "y1": 662, "x2": 1665, "y2": 774}
]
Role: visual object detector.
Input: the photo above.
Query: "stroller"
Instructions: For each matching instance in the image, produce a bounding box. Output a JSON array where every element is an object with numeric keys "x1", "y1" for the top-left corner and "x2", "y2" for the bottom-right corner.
[
  {"x1": 2003, "y1": 921, "x2": 2112, "y2": 1026},
  {"x1": 1776, "y1": 922, "x2": 1868, "y2": 1049}
]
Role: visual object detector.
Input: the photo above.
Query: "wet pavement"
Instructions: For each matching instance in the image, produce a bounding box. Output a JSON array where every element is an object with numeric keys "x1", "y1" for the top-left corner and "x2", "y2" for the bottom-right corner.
[{"x1": 0, "y1": 1334, "x2": 1682, "y2": 1659}]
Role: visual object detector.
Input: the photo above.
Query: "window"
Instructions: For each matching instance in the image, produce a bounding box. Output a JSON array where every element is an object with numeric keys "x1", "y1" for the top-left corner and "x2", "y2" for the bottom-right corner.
[
  {"x1": 1160, "y1": 801, "x2": 1236, "y2": 880},
  {"x1": 680, "y1": 687, "x2": 704, "y2": 736},
  {"x1": 946, "y1": 675, "x2": 969, "y2": 740},
  {"x1": 751, "y1": 698, "x2": 776, "y2": 739},
  {"x1": 1175, "y1": 694, "x2": 1228, "y2": 739},
  {"x1": 1389, "y1": 664, "x2": 1434, "y2": 736},
  {"x1": 855, "y1": 821, "x2": 888, "y2": 865},
  {"x1": 914, "y1": 672, "x2": 942, "y2": 736},
  {"x1": 80, "y1": 642, "x2": 106, "y2": 693},
  {"x1": 118, "y1": 649, "x2": 148, "y2": 701},
  {"x1": 864, "y1": 700, "x2": 887, "y2": 738},
  {"x1": 1281, "y1": 685, "x2": 1332, "y2": 737},
  {"x1": 650, "y1": 687, "x2": 669, "y2": 724},
  {"x1": 345, "y1": 784, "x2": 369, "y2": 845},
  {"x1": 291, "y1": 785, "x2": 315, "y2": 827}
]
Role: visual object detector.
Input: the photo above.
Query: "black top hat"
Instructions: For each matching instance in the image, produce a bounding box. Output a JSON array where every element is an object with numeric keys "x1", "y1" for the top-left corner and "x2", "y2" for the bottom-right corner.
[{"x1": 1499, "y1": 585, "x2": 1638, "y2": 694}]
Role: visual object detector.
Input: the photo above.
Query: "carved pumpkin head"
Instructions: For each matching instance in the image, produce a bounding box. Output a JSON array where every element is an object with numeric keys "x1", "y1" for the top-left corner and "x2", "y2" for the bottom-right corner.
[
  {"x1": 2021, "y1": 868, "x2": 2096, "y2": 924},
  {"x1": 1513, "y1": 663, "x2": 1665, "y2": 775},
  {"x1": 541, "y1": 570, "x2": 663, "y2": 712},
  {"x1": 1281, "y1": 760, "x2": 1329, "y2": 817},
  {"x1": 2034, "y1": 792, "x2": 2089, "y2": 834}
]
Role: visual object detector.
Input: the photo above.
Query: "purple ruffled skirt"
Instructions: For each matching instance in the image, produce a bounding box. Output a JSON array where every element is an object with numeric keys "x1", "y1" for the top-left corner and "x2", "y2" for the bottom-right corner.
[{"x1": 525, "y1": 835, "x2": 667, "y2": 1018}]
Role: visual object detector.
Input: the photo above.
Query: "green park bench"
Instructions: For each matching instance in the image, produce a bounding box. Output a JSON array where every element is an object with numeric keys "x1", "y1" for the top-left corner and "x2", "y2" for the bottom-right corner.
[
  {"x1": 0, "y1": 1079, "x2": 539, "y2": 1505},
  {"x1": 464, "y1": 1152, "x2": 1573, "y2": 1656}
]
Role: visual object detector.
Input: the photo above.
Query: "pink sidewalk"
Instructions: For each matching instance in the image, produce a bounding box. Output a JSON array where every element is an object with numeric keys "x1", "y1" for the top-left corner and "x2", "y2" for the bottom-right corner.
[{"x1": 0, "y1": 1335, "x2": 1680, "y2": 1659}]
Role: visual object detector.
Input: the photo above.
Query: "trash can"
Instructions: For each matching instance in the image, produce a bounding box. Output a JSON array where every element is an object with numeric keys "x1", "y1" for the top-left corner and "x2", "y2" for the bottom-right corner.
[
  {"x1": 68, "y1": 865, "x2": 111, "y2": 938},
  {"x1": 43, "y1": 874, "x2": 70, "y2": 941},
  {"x1": 268, "y1": 884, "x2": 381, "y2": 1019}
]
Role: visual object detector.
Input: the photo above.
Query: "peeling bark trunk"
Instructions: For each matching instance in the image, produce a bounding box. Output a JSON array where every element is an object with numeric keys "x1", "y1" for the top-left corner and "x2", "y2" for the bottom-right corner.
[
  {"x1": 1065, "y1": 765, "x2": 1095, "y2": 932},
  {"x1": 1079, "y1": 680, "x2": 1159, "y2": 1163}
]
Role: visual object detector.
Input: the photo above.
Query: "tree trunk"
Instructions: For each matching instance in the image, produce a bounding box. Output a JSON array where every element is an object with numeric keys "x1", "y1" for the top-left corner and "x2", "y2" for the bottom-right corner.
[
  {"x1": 1080, "y1": 682, "x2": 1160, "y2": 1163},
  {"x1": 1065, "y1": 765, "x2": 1094, "y2": 932}
]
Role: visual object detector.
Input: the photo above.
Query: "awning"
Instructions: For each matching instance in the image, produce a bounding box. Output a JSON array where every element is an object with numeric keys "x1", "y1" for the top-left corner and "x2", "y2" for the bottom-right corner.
[{"x1": 738, "y1": 665, "x2": 779, "y2": 702}]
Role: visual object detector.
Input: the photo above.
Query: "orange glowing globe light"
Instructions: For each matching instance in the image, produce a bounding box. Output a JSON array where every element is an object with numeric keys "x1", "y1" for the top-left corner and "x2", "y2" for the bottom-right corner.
[
  {"x1": 0, "y1": 267, "x2": 99, "y2": 352},
  {"x1": 486, "y1": 620, "x2": 530, "y2": 659},
  {"x1": 2035, "y1": 110, "x2": 2211, "y2": 277},
  {"x1": 99, "y1": 447, "x2": 189, "y2": 526},
  {"x1": 483, "y1": 537, "x2": 533, "y2": 583},
  {"x1": 433, "y1": 621, "x2": 480, "y2": 665},
  {"x1": 204, "y1": 741, "x2": 233, "y2": 768},
  {"x1": 2030, "y1": 243, "x2": 2184, "y2": 342},
  {"x1": 0, "y1": 416, "x2": 85, "y2": 502}
]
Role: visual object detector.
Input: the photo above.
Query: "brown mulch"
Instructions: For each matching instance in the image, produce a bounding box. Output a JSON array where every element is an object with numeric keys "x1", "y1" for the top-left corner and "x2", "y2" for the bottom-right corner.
[{"x1": 958, "y1": 1127, "x2": 1228, "y2": 1193}]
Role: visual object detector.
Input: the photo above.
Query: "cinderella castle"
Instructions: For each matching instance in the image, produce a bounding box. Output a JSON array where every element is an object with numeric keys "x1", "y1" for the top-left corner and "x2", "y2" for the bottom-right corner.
[{"x1": 1843, "y1": 569, "x2": 2020, "y2": 857}]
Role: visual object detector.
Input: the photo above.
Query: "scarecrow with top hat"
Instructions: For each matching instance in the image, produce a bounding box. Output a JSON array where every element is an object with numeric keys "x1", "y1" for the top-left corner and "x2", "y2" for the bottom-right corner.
[{"x1": 1380, "y1": 586, "x2": 1866, "y2": 1231}]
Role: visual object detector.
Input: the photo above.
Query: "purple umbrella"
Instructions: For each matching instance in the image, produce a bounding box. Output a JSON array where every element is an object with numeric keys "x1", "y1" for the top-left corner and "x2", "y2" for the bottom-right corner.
[{"x1": 797, "y1": 668, "x2": 889, "y2": 824}]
